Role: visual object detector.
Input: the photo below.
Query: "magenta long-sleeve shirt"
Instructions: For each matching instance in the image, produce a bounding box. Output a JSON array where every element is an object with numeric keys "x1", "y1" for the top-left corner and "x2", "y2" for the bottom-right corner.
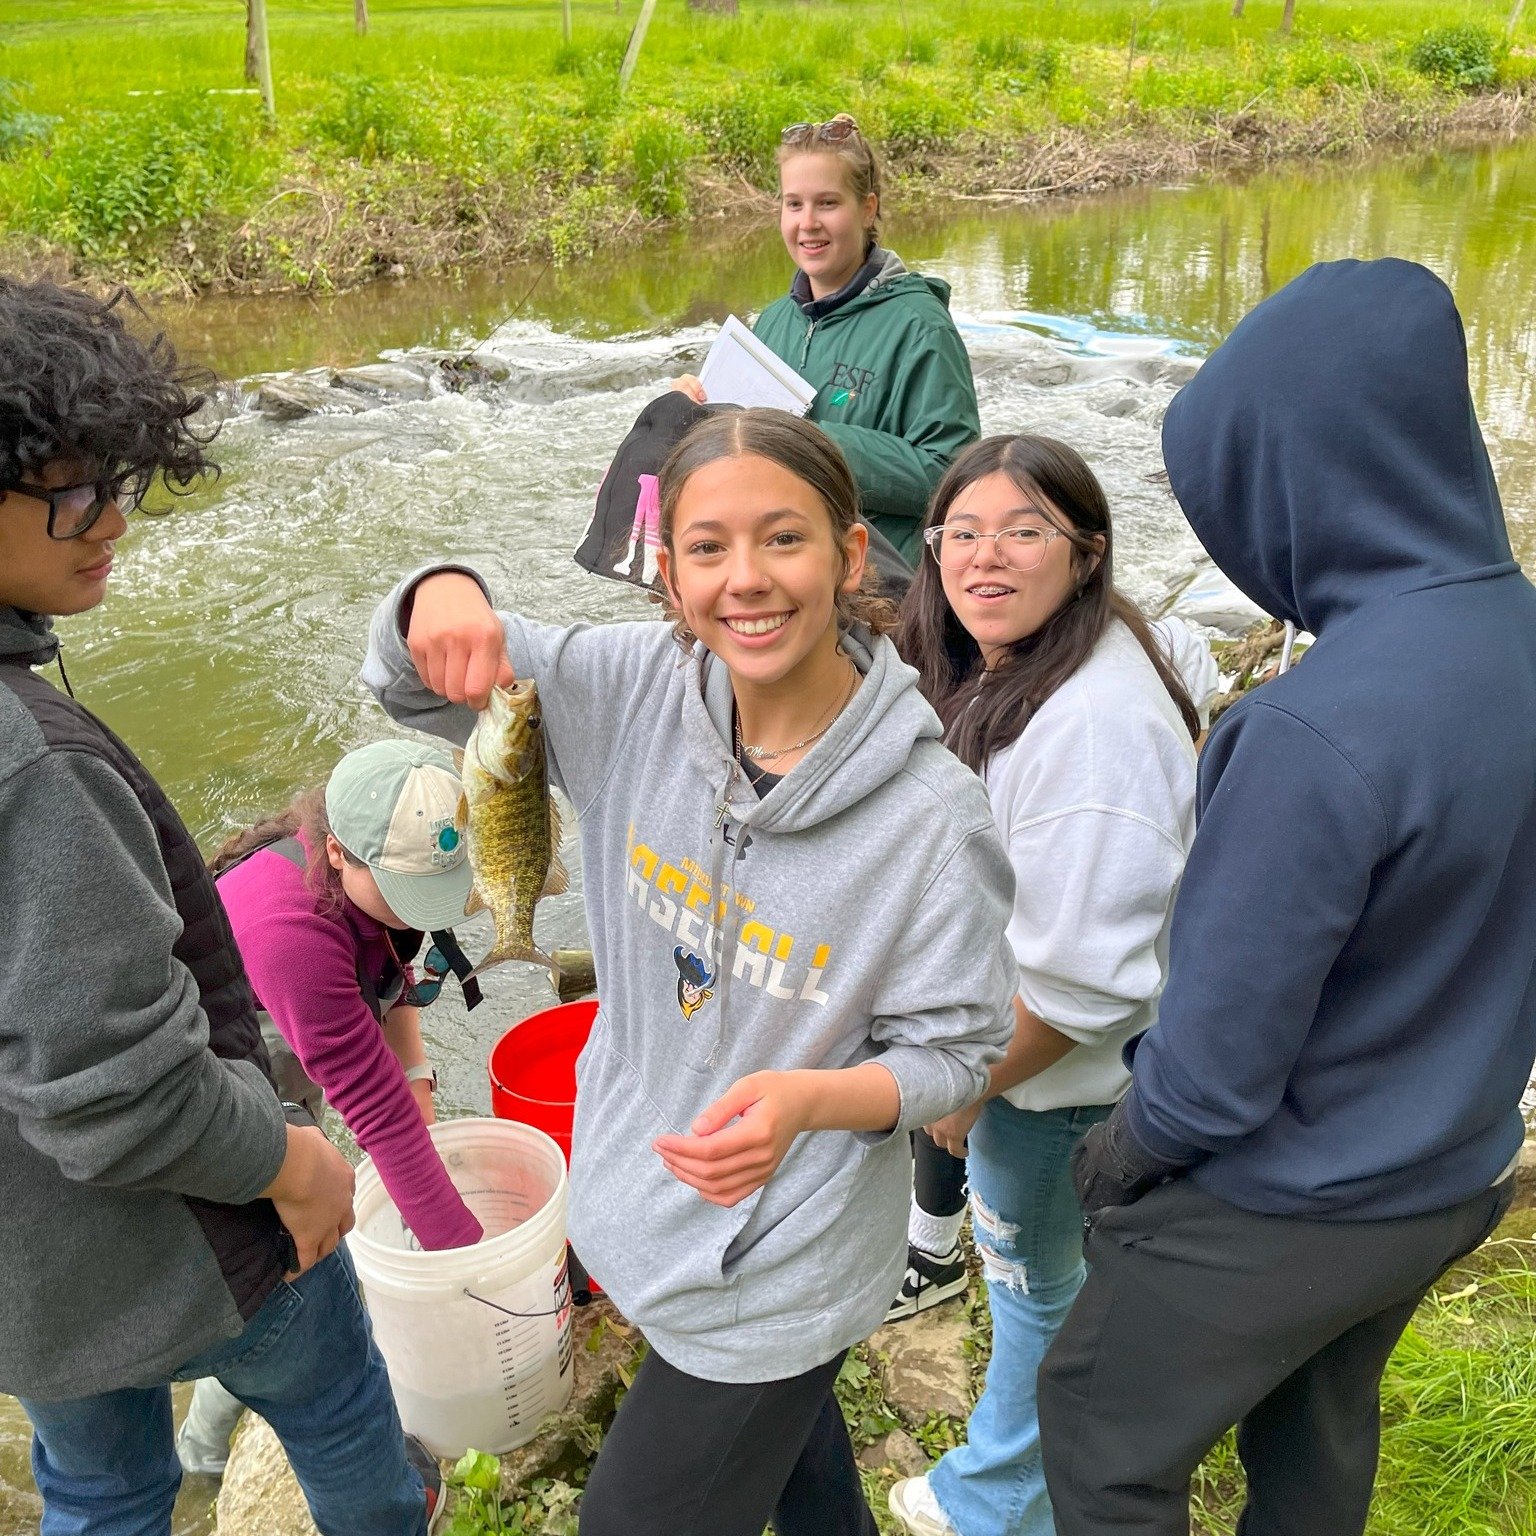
[{"x1": 218, "y1": 843, "x2": 482, "y2": 1251}]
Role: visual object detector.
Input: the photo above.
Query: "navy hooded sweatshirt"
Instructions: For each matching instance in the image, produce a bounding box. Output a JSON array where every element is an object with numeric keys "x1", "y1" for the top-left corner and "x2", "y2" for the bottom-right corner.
[{"x1": 1121, "y1": 258, "x2": 1536, "y2": 1220}]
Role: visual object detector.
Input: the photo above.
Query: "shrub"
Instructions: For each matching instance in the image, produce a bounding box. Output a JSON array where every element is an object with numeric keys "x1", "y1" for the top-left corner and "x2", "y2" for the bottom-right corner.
[
  {"x1": 0, "y1": 80, "x2": 54, "y2": 160},
  {"x1": 24, "y1": 95, "x2": 272, "y2": 259},
  {"x1": 1407, "y1": 24, "x2": 1505, "y2": 91},
  {"x1": 973, "y1": 35, "x2": 1060, "y2": 87},
  {"x1": 862, "y1": 80, "x2": 965, "y2": 153},
  {"x1": 311, "y1": 75, "x2": 444, "y2": 163},
  {"x1": 689, "y1": 81, "x2": 818, "y2": 181},
  {"x1": 609, "y1": 111, "x2": 697, "y2": 218}
]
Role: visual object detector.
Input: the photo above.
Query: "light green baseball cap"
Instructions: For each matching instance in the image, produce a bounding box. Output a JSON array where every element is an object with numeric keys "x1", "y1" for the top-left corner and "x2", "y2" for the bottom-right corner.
[{"x1": 325, "y1": 739, "x2": 472, "y2": 932}]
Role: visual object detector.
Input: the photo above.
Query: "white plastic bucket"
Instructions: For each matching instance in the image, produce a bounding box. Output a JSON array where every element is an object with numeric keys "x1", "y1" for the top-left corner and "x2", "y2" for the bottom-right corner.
[{"x1": 349, "y1": 1118, "x2": 575, "y2": 1459}]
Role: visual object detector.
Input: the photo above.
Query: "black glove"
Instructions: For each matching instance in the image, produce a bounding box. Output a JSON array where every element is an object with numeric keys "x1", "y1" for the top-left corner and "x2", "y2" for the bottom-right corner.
[{"x1": 1072, "y1": 1103, "x2": 1186, "y2": 1215}]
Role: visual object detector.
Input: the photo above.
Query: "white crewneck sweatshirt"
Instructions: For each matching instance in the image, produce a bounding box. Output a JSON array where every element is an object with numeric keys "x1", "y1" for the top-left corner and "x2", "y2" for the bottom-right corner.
[{"x1": 986, "y1": 619, "x2": 1197, "y2": 1112}]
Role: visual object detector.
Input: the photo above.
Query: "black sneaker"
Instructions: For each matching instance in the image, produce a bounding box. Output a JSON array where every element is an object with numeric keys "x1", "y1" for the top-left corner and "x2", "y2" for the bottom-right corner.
[
  {"x1": 885, "y1": 1242, "x2": 968, "y2": 1322},
  {"x1": 403, "y1": 1433, "x2": 447, "y2": 1534}
]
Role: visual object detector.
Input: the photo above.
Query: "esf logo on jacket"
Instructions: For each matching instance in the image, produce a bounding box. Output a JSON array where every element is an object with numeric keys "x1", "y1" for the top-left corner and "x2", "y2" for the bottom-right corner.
[{"x1": 826, "y1": 361, "x2": 876, "y2": 407}]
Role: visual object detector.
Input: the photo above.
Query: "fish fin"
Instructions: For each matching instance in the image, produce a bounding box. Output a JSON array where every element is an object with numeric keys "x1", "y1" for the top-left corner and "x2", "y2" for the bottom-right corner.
[
  {"x1": 468, "y1": 942, "x2": 554, "y2": 981},
  {"x1": 463, "y1": 887, "x2": 486, "y2": 917},
  {"x1": 541, "y1": 798, "x2": 569, "y2": 898},
  {"x1": 452, "y1": 748, "x2": 465, "y2": 772},
  {"x1": 541, "y1": 855, "x2": 570, "y2": 900},
  {"x1": 455, "y1": 792, "x2": 469, "y2": 832}
]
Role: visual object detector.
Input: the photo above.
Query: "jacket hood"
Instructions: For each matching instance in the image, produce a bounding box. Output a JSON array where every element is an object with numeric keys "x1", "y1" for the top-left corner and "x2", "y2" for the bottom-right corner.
[
  {"x1": 850, "y1": 249, "x2": 953, "y2": 314},
  {"x1": 680, "y1": 626, "x2": 942, "y2": 834},
  {"x1": 1162, "y1": 258, "x2": 1515, "y2": 634},
  {"x1": 0, "y1": 605, "x2": 58, "y2": 666}
]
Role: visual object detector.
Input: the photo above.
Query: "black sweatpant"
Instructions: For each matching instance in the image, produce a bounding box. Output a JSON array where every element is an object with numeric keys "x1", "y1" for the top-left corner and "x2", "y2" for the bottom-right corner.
[
  {"x1": 913, "y1": 1128, "x2": 968, "y2": 1218},
  {"x1": 1038, "y1": 1174, "x2": 1513, "y2": 1536},
  {"x1": 578, "y1": 1346, "x2": 878, "y2": 1536}
]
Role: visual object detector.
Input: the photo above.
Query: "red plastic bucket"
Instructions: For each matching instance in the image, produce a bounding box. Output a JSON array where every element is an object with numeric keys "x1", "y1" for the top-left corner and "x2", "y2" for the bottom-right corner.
[{"x1": 488, "y1": 1000, "x2": 597, "y2": 1164}]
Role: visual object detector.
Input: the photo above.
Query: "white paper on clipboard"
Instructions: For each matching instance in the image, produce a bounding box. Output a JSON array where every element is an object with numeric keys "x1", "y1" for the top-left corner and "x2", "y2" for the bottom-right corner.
[{"x1": 697, "y1": 315, "x2": 818, "y2": 415}]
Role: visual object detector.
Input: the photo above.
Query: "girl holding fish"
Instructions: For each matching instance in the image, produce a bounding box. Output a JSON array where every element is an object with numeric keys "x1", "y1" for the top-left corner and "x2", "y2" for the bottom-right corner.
[
  {"x1": 883, "y1": 435, "x2": 1200, "y2": 1536},
  {"x1": 178, "y1": 740, "x2": 483, "y2": 1477},
  {"x1": 363, "y1": 408, "x2": 1016, "y2": 1536},
  {"x1": 672, "y1": 115, "x2": 979, "y2": 565}
]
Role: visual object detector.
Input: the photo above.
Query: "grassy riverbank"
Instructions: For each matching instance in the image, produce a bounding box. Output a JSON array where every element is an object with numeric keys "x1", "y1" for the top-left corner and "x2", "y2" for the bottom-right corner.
[{"x1": 1, "y1": 0, "x2": 1533, "y2": 293}]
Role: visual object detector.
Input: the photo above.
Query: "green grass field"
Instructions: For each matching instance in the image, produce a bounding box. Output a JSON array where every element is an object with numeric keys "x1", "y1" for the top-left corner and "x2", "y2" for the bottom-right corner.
[{"x1": 1, "y1": 1, "x2": 1532, "y2": 287}]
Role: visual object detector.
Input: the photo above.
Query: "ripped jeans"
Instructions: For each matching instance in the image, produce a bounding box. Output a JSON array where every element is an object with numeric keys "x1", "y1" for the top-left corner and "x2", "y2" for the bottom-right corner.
[{"x1": 928, "y1": 1099, "x2": 1113, "y2": 1536}]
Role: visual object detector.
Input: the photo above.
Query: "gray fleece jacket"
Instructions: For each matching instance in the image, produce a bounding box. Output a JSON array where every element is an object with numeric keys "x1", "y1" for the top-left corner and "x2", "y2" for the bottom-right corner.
[
  {"x1": 365, "y1": 568, "x2": 1016, "y2": 1381},
  {"x1": 0, "y1": 604, "x2": 289, "y2": 1401}
]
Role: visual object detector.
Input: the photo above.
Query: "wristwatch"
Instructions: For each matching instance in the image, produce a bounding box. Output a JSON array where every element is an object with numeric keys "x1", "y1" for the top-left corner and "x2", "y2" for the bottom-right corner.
[{"x1": 404, "y1": 1062, "x2": 438, "y2": 1093}]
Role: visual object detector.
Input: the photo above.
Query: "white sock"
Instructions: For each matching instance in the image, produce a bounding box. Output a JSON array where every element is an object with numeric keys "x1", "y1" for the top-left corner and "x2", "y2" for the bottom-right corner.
[{"x1": 908, "y1": 1200, "x2": 964, "y2": 1258}]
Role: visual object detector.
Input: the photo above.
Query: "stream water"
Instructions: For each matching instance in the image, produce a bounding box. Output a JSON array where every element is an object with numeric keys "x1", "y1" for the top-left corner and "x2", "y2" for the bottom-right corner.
[{"x1": 3, "y1": 133, "x2": 1532, "y2": 1531}]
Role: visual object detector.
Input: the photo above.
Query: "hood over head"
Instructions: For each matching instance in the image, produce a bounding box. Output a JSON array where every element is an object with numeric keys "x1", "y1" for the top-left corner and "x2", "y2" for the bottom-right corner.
[{"x1": 1162, "y1": 258, "x2": 1514, "y2": 634}]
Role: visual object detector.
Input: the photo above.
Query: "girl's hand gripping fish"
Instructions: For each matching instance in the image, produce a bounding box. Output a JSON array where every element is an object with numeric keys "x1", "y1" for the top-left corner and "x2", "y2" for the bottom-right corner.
[{"x1": 459, "y1": 680, "x2": 568, "y2": 980}]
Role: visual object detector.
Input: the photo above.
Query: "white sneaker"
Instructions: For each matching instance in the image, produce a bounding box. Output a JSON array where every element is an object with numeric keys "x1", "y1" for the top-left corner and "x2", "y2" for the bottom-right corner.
[{"x1": 888, "y1": 1474, "x2": 957, "y2": 1536}]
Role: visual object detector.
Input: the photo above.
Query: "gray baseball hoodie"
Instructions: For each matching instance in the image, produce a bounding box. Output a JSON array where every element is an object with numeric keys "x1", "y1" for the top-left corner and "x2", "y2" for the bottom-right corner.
[{"x1": 365, "y1": 567, "x2": 1016, "y2": 1382}]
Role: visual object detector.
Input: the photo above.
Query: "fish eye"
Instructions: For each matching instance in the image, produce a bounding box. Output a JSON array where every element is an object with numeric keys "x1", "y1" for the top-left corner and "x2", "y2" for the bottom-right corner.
[{"x1": 528, "y1": 714, "x2": 541, "y2": 729}]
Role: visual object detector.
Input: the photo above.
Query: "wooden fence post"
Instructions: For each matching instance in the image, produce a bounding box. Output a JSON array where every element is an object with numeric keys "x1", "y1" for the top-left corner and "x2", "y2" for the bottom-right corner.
[
  {"x1": 1280, "y1": 0, "x2": 1296, "y2": 33},
  {"x1": 245, "y1": 0, "x2": 260, "y2": 80},
  {"x1": 249, "y1": 0, "x2": 276, "y2": 117},
  {"x1": 356, "y1": 0, "x2": 369, "y2": 36},
  {"x1": 619, "y1": 0, "x2": 659, "y2": 90}
]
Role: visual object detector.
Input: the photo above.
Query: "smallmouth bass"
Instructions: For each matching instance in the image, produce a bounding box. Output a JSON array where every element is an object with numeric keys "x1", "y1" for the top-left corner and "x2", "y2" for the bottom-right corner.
[{"x1": 459, "y1": 680, "x2": 568, "y2": 978}]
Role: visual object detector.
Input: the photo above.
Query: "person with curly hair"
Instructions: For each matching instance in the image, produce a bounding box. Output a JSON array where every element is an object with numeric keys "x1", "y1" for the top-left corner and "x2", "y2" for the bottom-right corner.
[{"x1": 0, "y1": 277, "x2": 445, "y2": 1535}]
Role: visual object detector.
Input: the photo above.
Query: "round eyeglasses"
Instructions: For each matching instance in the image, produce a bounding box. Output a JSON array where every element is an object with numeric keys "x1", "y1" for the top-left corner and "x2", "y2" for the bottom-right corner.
[
  {"x1": 3, "y1": 475, "x2": 146, "y2": 540},
  {"x1": 923, "y1": 524, "x2": 1063, "y2": 573}
]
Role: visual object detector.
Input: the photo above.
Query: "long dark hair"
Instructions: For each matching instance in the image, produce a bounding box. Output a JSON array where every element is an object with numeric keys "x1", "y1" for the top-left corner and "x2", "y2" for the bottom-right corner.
[
  {"x1": 208, "y1": 784, "x2": 363, "y2": 910},
  {"x1": 656, "y1": 408, "x2": 896, "y2": 647},
  {"x1": 896, "y1": 434, "x2": 1199, "y2": 773}
]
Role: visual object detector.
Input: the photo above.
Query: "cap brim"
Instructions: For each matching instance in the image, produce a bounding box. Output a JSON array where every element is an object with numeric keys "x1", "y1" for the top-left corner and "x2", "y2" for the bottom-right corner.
[{"x1": 372, "y1": 859, "x2": 475, "y2": 934}]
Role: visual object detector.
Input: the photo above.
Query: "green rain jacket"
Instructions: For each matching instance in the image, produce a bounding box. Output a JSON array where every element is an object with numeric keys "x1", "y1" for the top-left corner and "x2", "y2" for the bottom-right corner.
[{"x1": 753, "y1": 249, "x2": 980, "y2": 564}]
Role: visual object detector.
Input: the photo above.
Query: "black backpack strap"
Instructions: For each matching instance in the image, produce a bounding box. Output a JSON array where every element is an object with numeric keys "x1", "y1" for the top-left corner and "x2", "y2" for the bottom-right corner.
[{"x1": 430, "y1": 928, "x2": 482, "y2": 1012}]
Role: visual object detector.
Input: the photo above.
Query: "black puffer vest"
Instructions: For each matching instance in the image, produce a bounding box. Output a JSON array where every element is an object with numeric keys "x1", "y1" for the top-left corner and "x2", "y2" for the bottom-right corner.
[{"x1": 0, "y1": 653, "x2": 288, "y2": 1321}]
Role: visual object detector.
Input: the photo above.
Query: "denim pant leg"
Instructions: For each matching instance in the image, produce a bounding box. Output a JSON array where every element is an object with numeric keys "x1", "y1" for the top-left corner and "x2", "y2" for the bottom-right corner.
[
  {"x1": 928, "y1": 1100, "x2": 1113, "y2": 1536},
  {"x1": 173, "y1": 1247, "x2": 425, "y2": 1536},
  {"x1": 20, "y1": 1385, "x2": 181, "y2": 1536}
]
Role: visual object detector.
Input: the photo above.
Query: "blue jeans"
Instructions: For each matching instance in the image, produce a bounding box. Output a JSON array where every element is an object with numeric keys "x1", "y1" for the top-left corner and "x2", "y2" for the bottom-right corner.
[
  {"x1": 20, "y1": 1247, "x2": 425, "y2": 1536},
  {"x1": 928, "y1": 1100, "x2": 1113, "y2": 1536}
]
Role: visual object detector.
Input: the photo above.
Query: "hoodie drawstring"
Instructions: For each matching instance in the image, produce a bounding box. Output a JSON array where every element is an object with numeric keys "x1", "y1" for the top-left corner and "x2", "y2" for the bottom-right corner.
[{"x1": 54, "y1": 641, "x2": 75, "y2": 700}]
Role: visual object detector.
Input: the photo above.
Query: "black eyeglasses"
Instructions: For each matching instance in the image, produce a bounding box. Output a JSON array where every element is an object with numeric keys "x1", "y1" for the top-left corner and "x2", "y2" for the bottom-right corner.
[
  {"x1": 2, "y1": 475, "x2": 146, "y2": 540},
  {"x1": 780, "y1": 116, "x2": 862, "y2": 147}
]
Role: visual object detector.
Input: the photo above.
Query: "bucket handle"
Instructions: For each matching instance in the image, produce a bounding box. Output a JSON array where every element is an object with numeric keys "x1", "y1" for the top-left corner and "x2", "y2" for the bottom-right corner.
[{"x1": 463, "y1": 1288, "x2": 567, "y2": 1320}]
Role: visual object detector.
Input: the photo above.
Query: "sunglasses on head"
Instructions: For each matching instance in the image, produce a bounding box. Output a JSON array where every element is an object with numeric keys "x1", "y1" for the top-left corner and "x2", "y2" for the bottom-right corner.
[{"x1": 780, "y1": 116, "x2": 862, "y2": 148}]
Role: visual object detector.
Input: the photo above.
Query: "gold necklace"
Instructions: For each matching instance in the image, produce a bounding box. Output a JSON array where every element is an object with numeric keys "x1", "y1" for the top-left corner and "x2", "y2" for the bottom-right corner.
[{"x1": 734, "y1": 664, "x2": 859, "y2": 763}]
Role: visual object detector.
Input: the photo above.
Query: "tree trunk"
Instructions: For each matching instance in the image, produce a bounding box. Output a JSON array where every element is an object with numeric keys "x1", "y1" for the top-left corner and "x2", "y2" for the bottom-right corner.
[
  {"x1": 619, "y1": 0, "x2": 658, "y2": 89},
  {"x1": 249, "y1": 0, "x2": 276, "y2": 117},
  {"x1": 687, "y1": 0, "x2": 739, "y2": 11},
  {"x1": 562, "y1": 0, "x2": 572, "y2": 41},
  {"x1": 1231, "y1": 0, "x2": 1245, "y2": 15},
  {"x1": 355, "y1": 0, "x2": 368, "y2": 36},
  {"x1": 245, "y1": 0, "x2": 260, "y2": 80},
  {"x1": 1280, "y1": 0, "x2": 1296, "y2": 33}
]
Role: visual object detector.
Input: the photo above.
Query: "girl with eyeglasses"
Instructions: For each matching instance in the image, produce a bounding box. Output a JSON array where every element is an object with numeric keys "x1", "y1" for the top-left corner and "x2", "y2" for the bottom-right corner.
[
  {"x1": 178, "y1": 739, "x2": 483, "y2": 1478},
  {"x1": 884, "y1": 434, "x2": 1204, "y2": 1536},
  {"x1": 671, "y1": 114, "x2": 979, "y2": 567}
]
